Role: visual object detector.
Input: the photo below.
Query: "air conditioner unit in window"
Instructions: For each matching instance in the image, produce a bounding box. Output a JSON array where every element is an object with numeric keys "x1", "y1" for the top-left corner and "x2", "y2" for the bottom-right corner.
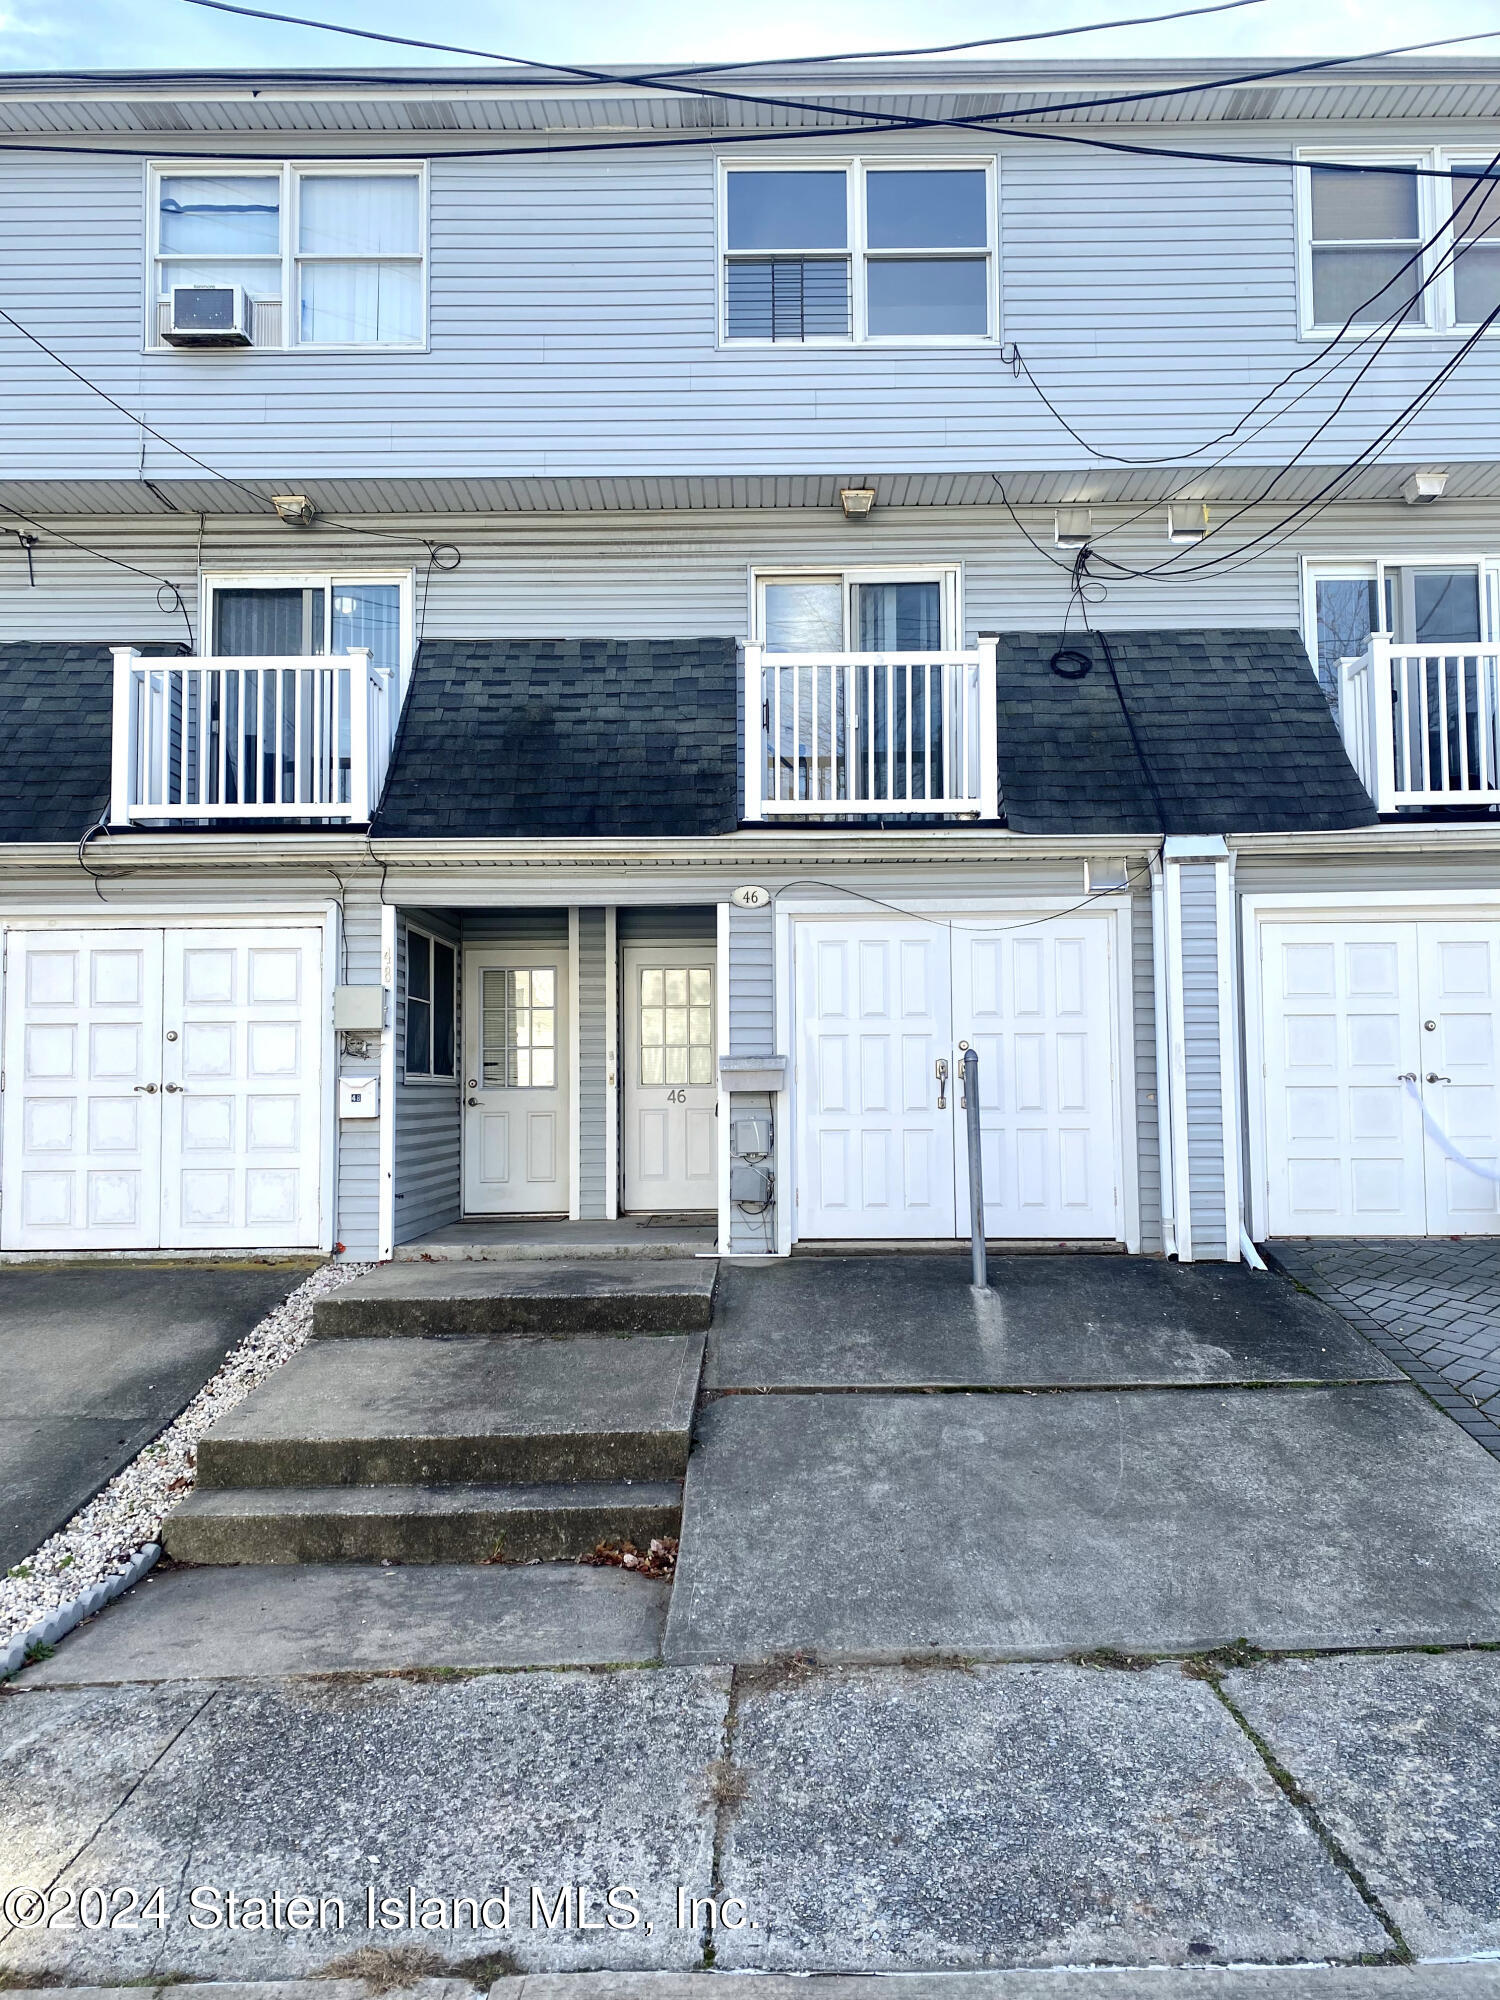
[{"x1": 163, "y1": 284, "x2": 253, "y2": 346}]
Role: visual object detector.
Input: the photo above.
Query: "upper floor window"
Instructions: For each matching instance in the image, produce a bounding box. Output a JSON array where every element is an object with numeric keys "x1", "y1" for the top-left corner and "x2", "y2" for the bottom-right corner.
[
  {"x1": 753, "y1": 566, "x2": 961, "y2": 648},
  {"x1": 1303, "y1": 556, "x2": 1500, "y2": 688},
  {"x1": 203, "y1": 569, "x2": 414, "y2": 690},
  {"x1": 150, "y1": 164, "x2": 425, "y2": 350},
  {"x1": 721, "y1": 160, "x2": 996, "y2": 344},
  {"x1": 1298, "y1": 151, "x2": 1500, "y2": 336}
]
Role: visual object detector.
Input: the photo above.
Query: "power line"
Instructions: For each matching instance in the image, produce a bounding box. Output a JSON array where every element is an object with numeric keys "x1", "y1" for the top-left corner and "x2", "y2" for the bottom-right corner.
[
  {"x1": 645, "y1": 0, "x2": 1272, "y2": 75},
  {"x1": 0, "y1": 511, "x2": 196, "y2": 646},
  {"x1": 176, "y1": 0, "x2": 1500, "y2": 135},
  {"x1": 1002, "y1": 152, "x2": 1500, "y2": 473},
  {"x1": 0, "y1": 303, "x2": 271, "y2": 507}
]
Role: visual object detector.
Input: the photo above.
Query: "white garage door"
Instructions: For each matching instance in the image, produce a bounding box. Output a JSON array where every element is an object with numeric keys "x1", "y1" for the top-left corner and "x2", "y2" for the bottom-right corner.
[
  {"x1": 2, "y1": 926, "x2": 325, "y2": 1252},
  {"x1": 1261, "y1": 920, "x2": 1500, "y2": 1237},
  {"x1": 794, "y1": 915, "x2": 1121, "y2": 1241}
]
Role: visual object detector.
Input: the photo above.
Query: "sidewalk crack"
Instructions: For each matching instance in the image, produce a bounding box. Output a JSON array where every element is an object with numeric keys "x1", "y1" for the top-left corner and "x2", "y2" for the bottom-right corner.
[{"x1": 1202, "y1": 1669, "x2": 1412, "y2": 1964}]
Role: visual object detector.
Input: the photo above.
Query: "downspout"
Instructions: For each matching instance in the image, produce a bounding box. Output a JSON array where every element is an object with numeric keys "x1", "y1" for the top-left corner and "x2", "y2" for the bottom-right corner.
[{"x1": 1149, "y1": 853, "x2": 1178, "y2": 1258}]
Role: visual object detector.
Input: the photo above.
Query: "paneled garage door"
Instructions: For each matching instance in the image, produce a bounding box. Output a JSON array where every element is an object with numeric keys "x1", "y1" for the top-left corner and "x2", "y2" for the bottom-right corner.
[
  {"x1": 794, "y1": 915, "x2": 1121, "y2": 1241},
  {"x1": 1260, "y1": 920, "x2": 1500, "y2": 1237},
  {"x1": 2, "y1": 926, "x2": 325, "y2": 1251}
]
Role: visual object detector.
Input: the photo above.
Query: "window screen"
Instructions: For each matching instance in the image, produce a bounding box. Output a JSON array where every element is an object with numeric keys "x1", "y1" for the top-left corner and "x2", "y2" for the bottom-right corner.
[
  {"x1": 1452, "y1": 168, "x2": 1500, "y2": 327},
  {"x1": 404, "y1": 931, "x2": 456, "y2": 1079},
  {"x1": 1308, "y1": 167, "x2": 1426, "y2": 327}
]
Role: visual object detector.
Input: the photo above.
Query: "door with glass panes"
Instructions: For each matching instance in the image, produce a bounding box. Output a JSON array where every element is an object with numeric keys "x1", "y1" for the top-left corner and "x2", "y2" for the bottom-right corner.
[
  {"x1": 462, "y1": 947, "x2": 569, "y2": 1215},
  {"x1": 622, "y1": 946, "x2": 718, "y2": 1214}
]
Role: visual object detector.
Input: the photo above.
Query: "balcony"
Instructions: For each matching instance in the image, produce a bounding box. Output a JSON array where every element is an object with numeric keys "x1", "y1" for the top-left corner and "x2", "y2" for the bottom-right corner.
[
  {"x1": 110, "y1": 647, "x2": 395, "y2": 825},
  {"x1": 743, "y1": 639, "x2": 999, "y2": 820},
  {"x1": 1338, "y1": 637, "x2": 1500, "y2": 813}
]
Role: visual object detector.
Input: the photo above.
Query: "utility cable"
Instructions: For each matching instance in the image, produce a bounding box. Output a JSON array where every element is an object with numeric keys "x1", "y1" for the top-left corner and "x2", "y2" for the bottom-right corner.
[
  {"x1": 176, "y1": 0, "x2": 1500, "y2": 140},
  {"x1": 0, "y1": 510, "x2": 196, "y2": 647},
  {"x1": 102, "y1": 3, "x2": 1494, "y2": 187},
  {"x1": 647, "y1": 0, "x2": 1272, "y2": 75}
]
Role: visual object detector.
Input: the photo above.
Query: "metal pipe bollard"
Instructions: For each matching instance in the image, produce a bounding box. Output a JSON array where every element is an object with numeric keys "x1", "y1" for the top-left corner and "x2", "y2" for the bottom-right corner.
[{"x1": 962, "y1": 1047, "x2": 986, "y2": 1290}]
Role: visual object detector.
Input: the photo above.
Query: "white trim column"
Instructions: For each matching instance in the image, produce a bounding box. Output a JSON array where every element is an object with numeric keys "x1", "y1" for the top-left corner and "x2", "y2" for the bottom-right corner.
[
  {"x1": 604, "y1": 905, "x2": 619, "y2": 1222},
  {"x1": 567, "y1": 906, "x2": 581, "y2": 1222}
]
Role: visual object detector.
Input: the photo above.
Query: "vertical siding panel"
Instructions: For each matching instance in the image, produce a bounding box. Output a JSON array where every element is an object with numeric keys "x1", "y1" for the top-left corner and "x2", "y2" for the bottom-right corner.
[
  {"x1": 1132, "y1": 886, "x2": 1163, "y2": 1254},
  {"x1": 728, "y1": 902, "x2": 775, "y2": 1057},
  {"x1": 393, "y1": 908, "x2": 462, "y2": 1246},
  {"x1": 335, "y1": 884, "x2": 384, "y2": 1260},
  {"x1": 1179, "y1": 863, "x2": 1227, "y2": 1260},
  {"x1": 576, "y1": 906, "x2": 607, "y2": 1220}
]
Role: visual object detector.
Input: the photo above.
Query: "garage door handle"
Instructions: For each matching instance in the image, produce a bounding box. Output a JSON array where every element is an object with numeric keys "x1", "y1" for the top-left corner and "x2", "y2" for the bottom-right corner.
[
  {"x1": 133, "y1": 1082, "x2": 158, "y2": 1093},
  {"x1": 1426, "y1": 1073, "x2": 1450, "y2": 1084},
  {"x1": 163, "y1": 1082, "x2": 185, "y2": 1093},
  {"x1": 1397, "y1": 1072, "x2": 1417, "y2": 1083}
]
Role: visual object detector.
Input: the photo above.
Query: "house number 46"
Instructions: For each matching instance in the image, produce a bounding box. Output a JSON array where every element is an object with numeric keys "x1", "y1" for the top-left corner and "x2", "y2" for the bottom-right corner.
[{"x1": 666, "y1": 1088, "x2": 687, "y2": 1103}]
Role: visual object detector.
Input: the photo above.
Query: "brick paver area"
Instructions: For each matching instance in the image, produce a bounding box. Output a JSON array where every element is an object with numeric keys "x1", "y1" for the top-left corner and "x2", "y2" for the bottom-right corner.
[{"x1": 1270, "y1": 1239, "x2": 1500, "y2": 1463}]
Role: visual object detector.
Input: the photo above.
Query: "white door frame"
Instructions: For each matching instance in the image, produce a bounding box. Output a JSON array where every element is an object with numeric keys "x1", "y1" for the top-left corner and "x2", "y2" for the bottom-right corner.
[
  {"x1": 0, "y1": 904, "x2": 337, "y2": 1255},
  {"x1": 781, "y1": 897, "x2": 1137, "y2": 1249},
  {"x1": 1242, "y1": 890, "x2": 1500, "y2": 1241}
]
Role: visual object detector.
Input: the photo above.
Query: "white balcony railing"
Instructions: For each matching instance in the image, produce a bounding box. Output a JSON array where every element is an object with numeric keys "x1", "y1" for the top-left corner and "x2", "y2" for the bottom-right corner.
[
  {"x1": 1338, "y1": 637, "x2": 1500, "y2": 813},
  {"x1": 110, "y1": 647, "x2": 394, "y2": 824},
  {"x1": 743, "y1": 639, "x2": 999, "y2": 820}
]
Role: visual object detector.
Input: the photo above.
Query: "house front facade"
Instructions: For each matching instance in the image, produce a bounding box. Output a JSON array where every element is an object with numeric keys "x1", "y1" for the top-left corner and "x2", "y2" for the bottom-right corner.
[{"x1": 1, "y1": 56, "x2": 1498, "y2": 1265}]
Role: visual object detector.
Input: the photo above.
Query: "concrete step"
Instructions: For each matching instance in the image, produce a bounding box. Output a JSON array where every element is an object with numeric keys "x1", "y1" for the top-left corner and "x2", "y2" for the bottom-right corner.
[
  {"x1": 163, "y1": 1479, "x2": 683, "y2": 1565},
  {"x1": 314, "y1": 1258, "x2": 717, "y2": 1338},
  {"x1": 196, "y1": 1332, "x2": 705, "y2": 1489}
]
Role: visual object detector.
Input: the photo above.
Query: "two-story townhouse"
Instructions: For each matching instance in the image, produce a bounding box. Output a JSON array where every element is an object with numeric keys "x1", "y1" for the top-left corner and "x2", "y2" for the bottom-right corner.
[{"x1": 0, "y1": 57, "x2": 1497, "y2": 1269}]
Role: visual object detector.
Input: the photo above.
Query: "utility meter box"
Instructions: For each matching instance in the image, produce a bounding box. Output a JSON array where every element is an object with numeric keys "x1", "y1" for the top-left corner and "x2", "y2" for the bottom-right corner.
[
  {"x1": 731, "y1": 1113, "x2": 773, "y2": 1162},
  {"x1": 335, "y1": 985, "x2": 386, "y2": 1032},
  {"x1": 338, "y1": 1075, "x2": 379, "y2": 1120}
]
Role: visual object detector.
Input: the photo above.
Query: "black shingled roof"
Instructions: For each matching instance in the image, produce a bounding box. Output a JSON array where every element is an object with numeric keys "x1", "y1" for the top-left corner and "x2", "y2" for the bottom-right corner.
[
  {"x1": 373, "y1": 637, "x2": 741, "y2": 838},
  {"x1": 0, "y1": 642, "x2": 118, "y2": 843},
  {"x1": 0, "y1": 628, "x2": 1376, "y2": 844},
  {"x1": 991, "y1": 628, "x2": 1377, "y2": 835}
]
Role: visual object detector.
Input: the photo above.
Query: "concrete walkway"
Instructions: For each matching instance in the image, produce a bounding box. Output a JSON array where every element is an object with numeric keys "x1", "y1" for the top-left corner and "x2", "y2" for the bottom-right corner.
[
  {"x1": 670, "y1": 1256, "x2": 1500, "y2": 1665},
  {"x1": 0, "y1": 1261, "x2": 316, "y2": 1570},
  {"x1": 4, "y1": 1650, "x2": 1500, "y2": 1980}
]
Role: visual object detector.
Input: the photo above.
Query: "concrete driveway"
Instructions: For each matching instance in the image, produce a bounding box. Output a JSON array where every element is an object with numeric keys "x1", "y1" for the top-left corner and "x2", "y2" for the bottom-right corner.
[
  {"x1": 0, "y1": 1260, "x2": 316, "y2": 1570},
  {"x1": 665, "y1": 1255, "x2": 1500, "y2": 1664}
]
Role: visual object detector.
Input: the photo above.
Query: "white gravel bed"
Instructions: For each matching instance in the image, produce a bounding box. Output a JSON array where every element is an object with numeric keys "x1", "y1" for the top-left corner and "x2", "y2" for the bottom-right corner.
[{"x1": 1, "y1": 1258, "x2": 370, "y2": 1650}]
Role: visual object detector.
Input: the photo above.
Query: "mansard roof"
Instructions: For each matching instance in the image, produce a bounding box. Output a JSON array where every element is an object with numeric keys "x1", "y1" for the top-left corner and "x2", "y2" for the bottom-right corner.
[
  {"x1": 372, "y1": 637, "x2": 743, "y2": 839},
  {"x1": 0, "y1": 628, "x2": 1376, "y2": 844},
  {"x1": 991, "y1": 627, "x2": 1378, "y2": 835}
]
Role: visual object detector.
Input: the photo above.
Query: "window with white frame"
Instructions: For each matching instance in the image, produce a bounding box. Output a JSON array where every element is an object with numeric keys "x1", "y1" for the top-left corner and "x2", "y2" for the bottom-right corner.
[
  {"x1": 1298, "y1": 151, "x2": 1500, "y2": 336},
  {"x1": 203, "y1": 571, "x2": 413, "y2": 683},
  {"x1": 150, "y1": 164, "x2": 425, "y2": 348},
  {"x1": 753, "y1": 566, "x2": 961, "y2": 649},
  {"x1": 1303, "y1": 555, "x2": 1499, "y2": 686},
  {"x1": 722, "y1": 161, "x2": 995, "y2": 343},
  {"x1": 405, "y1": 928, "x2": 456, "y2": 1080}
]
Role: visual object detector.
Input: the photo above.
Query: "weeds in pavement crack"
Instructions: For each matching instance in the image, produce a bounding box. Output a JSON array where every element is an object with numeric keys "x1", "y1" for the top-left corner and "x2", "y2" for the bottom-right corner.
[{"x1": 1202, "y1": 1668, "x2": 1413, "y2": 1962}]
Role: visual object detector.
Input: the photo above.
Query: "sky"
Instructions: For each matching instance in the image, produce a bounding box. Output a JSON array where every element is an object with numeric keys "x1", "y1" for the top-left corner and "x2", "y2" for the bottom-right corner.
[{"x1": 2, "y1": 0, "x2": 1499, "y2": 73}]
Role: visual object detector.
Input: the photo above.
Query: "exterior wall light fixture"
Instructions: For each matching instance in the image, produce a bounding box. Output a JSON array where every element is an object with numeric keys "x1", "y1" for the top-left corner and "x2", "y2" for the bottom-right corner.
[
  {"x1": 839, "y1": 487, "x2": 877, "y2": 522},
  {"x1": 1401, "y1": 471, "x2": 1448, "y2": 505},
  {"x1": 272, "y1": 493, "x2": 317, "y2": 528}
]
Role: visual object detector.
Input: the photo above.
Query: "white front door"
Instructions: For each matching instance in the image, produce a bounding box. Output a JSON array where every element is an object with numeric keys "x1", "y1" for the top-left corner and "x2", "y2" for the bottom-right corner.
[
  {"x1": 2, "y1": 924, "x2": 324, "y2": 1253},
  {"x1": 462, "y1": 947, "x2": 569, "y2": 1215},
  {"x1": 2, "y1": 930, "x2": 165, "y2": 1251},
  {"x1": 1261, "y1": 920, "x2": 1500, "y2": 1236},
  {"x1": 795, "y1": 920, "x2": 957, "y2": 1239},
  {"x1": 622, "y1": 946, "x2": 718, "y2": 1214},
  {"x1": 161, "y1": 929, "x2": 324, "y2": 1248},
  {"x1": 952, "y1": 918, "x2": 1120, "y2": 1240}
]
